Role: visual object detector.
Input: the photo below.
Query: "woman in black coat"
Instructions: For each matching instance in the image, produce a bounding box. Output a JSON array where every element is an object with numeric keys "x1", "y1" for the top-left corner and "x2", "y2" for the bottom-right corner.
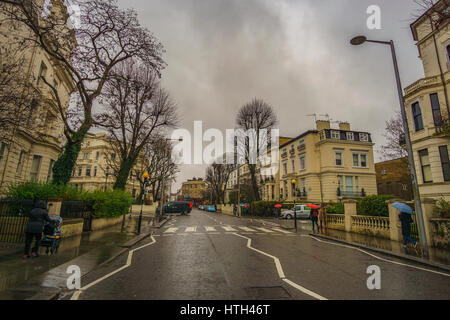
[
  {"x1": 24, "y1": 201, "x2": 52, "y2": 258},
  {"x1": 399, "y1": 212, "x2": 417, "y2": 248}
]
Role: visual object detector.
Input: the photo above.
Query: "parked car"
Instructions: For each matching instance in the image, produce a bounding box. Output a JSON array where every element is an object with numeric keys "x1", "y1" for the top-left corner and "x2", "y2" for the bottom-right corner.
[
  {"x1": 205, "y1": 205, "x2": 216, "y2": 212},
  {"x1": 198, "y1": 205, "x2": 204, "y2": 210},
  {"x1": 280, "y1": 204, "x2": 311, "y2": 219},
  {"x1": 156, "y1": 201, "x2": 191, "y2": 215}
]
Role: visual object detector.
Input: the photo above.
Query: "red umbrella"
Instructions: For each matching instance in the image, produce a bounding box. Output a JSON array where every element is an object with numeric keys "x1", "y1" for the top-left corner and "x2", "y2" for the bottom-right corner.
[
  {"x1": 274, "y1": 204, "x2": 282, "y2": 208},
  {"x1": 306, "y1": 204, "x2": 320, "y2": 209}
]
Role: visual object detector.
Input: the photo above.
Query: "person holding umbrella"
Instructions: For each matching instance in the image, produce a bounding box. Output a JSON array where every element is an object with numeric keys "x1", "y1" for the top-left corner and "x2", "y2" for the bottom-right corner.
[
  {"x1": 307, "y1": 204, "x2": 320, "y2": 233},
  {"x1": 274, "y1": 204, "x2": 282, "y2": 218},
  {"x1": 393, "y1": 202, "x2": 417, "y2": 249}
]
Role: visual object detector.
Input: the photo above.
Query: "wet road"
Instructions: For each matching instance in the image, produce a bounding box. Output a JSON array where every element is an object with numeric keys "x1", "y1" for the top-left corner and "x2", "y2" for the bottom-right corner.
[{"x1": 68, "y1": 209, "x2": 450, "y2": 300}]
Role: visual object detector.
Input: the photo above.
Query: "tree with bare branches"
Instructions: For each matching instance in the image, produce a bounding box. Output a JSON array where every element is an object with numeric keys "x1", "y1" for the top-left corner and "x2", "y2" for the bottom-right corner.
[
  {"x1": 205, "y1": 156, "x2": 236, "y2": 204},
  {"x1": 235, "y1": 98, "x2": 278, "y2": 201},
  {"x1": 380, "y1": 111, "x2": 408, "y2": 161},
  {"x1": 133, "y1": 137, "x2": 178, "y2": 204},
  {"x1": 0, "y1": 0, "x2": 166, "y2": 185},
  {"x1": 97, "y1": 60, "x2": 178, "y2": 190}
]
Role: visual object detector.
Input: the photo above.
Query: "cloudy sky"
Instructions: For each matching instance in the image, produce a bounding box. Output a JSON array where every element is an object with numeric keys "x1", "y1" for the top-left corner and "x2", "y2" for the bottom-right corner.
[{"x1": 118, "y1": 0, "x2": 426, "y2": 192}]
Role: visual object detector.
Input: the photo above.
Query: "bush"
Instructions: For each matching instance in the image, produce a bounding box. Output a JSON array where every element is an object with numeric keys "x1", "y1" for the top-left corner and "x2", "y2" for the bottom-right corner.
[
  {"x1": 6, "y1": 182, "x2": 132, "y2": 218},
  {"x1": 326, "y1": 202, "x2": 344, "y2": 214},
  {"x1": 433, "y1": 197, "x2": 450, "y2": 218},
  {"x1": 6, "y1": 181, "x2": 85, "y2": 200},
  {"x1": 357, "y1": 195, "x2": 396, "y2": 217},
  {"x1": 83, "y1": 189, "x2": 132, "y2": 218},
  {"x1": 250, "y1": 201, "x2": 280, "y2": 216}
]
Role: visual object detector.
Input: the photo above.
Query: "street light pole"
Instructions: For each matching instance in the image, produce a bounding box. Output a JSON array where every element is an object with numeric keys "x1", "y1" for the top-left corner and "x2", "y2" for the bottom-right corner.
[
  {"x1": 137, "y1": 172, "x2": 149, "y2": 235},
  {"x1": 292, "y1": 179, "x2": 297, "y2": 233},
  {"x1": 351, "y1": 36, "x2": 428, "y2": 257}
]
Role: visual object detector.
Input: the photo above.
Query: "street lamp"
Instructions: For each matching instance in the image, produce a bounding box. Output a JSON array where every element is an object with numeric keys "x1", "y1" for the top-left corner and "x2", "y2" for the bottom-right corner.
[
  {"x1": 137, "y1": 171, "x2": 149, "y2": 234},
  {"x1": 350, "y1": 35, "x2": 428, "y2": 257},
  {"x1": 292, "y1": 179, "x2": 297, "y2": 233}
]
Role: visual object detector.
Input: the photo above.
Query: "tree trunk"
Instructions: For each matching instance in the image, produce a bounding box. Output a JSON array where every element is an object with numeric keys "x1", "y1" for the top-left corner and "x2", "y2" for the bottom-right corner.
[
  {"x1": 52, "y1": 122, "x2": 91, "y2": 185},
  {"x1": 114, "y1": 158, "x2": 135, "y2": 190},
  {"x1": 248, "y1": 164, "x2": 261, "y2": 201},
  {"x1": 52, "y1": 137, "x2": 83, "y2": 185}
]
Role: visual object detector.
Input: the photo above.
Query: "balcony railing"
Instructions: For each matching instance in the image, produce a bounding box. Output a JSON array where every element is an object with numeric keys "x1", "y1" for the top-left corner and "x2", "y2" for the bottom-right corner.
[
  {"x1": 297, "y1": 144, "x2": 305, "y2": 151},
  {"x1": 338, "y1": 191, "x2": 364, "y2": 198},
  {"x1": 281, "y1": 151, "x2": 288, "y2": 158},
  {"x1": 404, "y1": 74, "x2": 442, "y2": 96}
]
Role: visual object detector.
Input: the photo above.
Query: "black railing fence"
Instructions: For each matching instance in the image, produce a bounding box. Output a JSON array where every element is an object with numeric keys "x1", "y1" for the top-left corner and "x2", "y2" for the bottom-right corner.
[
  {"x1": 60, "y1": 200, "x2": 93, "y2": 231},
  {"x1": 0, "y1": 199, "x2": 34, "y2": 243}
]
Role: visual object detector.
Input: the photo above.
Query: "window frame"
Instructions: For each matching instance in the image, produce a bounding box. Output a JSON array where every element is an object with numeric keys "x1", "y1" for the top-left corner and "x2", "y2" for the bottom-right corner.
[
  {"x1": 430, "y1": 93, "x2": 442, "y2": 126},
  {"x1": 412, "y1": 101, "x2": 424, "y2": 131},
  {"x1": 419, "y1": 149, "x2": 433, "y2": 183},
  {"x1": 352, "y1": 152, "x2": 368, "y2": 168},
  {"x1": 346, "y1": 132, "x2": 354, "y2": 141},
  {"x1": 29, "y1": 155, "x2": 43, "y2": 181},
  {"x1": 335, "y1": 151, "x2": 343, "y2": 167},
  {"x1": 331, "y1": 130, "x2": 340, "y2": 139},
  {"x1": 439, "y1": 146, "x2": 450, "y2": 182}
]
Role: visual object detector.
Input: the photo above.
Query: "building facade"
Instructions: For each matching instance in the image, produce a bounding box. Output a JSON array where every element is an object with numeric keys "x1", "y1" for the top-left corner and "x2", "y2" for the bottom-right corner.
[
  {"x1": 181, "y1": 178, "x2": 208, "y2": 202},
  {"x1": 279, "y1": 120, "x2": 377, "y2": 203},
  {"x1": 375, "y1": 157, "x2": 413, "y2": 200},
  {"x1": 404, "y1": 0, "x2": 450, "y2": 200},
  {"x1": 0, "y1": 1, "x2": 75, "y2": 194},
  {"x1": 69, "y1": 132, "x2": 148, "y2": 199}
]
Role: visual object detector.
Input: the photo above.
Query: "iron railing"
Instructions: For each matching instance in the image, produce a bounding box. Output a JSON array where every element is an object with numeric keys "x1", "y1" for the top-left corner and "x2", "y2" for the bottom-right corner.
[
  {"x1": 0, "y1": 199, "x2": 34, "y2": 243},
  {"x1": 60, "y1": 200, "x2": 93, "y2": 231}
]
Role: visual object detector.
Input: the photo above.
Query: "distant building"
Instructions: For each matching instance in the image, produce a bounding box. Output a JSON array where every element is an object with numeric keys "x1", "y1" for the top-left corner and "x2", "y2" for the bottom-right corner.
[
  {"x1": 181, "y1": 178, "x2": 208, "y2": 204},
  {"x1": 404, "y1": 0, "x2": 450, "y2": 200},
  {"x1": 69, "y1": 132, "x2": 148, "y2": 199},
  {"x1": 375, "y1": 157, "x2": 413, "y2": 200}
]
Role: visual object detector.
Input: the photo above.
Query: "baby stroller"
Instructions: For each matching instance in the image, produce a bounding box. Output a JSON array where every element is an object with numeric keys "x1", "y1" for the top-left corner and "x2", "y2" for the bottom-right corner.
[{"x1": 40, "y1": 215, "x2": 63, "y2": 255}]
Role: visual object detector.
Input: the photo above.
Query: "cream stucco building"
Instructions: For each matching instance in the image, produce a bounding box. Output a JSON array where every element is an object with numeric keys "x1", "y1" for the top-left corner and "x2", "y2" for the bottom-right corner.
[
  {"x1": 0, "y1": 1, "x2": 75, "y2": 194},
  {"x1": 403, "y1": 0, "x2": 450, "y2": 200},
  {"x1": 69, "y1": 132, "x2": 149, "y2": 199},
  {"x1": 278, "y1": 120, "x2": 377, "y2": 203}
]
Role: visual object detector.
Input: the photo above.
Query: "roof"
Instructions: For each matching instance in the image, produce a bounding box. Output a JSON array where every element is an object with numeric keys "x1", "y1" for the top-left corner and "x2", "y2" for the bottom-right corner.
[{"x1": 279, "y1": 130, "x2": 318, "y2": 149}]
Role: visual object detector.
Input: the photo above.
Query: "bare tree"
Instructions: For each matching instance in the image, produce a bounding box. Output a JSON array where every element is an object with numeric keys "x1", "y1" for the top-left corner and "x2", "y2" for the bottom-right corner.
[
  {"x1": 205, "y1": 156, "x2": 236, "y2": 204},
  {"x1": 97, "y1": 60, "x2": 178, "y2": 190},
  {"x1": 0, "y1": 0, "x2": 166, "y2": 185},
  {"x1": 235, "y1": 98, "x2": 278, "y2": 201},
  {"x1": 380, "y1": 111, "x2": 408, "y2": 160},
  {"x1": 0, "y1": 45, "x2": 42, "y2": 143},
  {"x1": 133, "y1": 137, "x2": 178, "y2": 203}
]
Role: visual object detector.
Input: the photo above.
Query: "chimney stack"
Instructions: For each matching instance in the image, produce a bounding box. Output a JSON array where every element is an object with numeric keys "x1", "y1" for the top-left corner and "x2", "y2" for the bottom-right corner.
[
  {"x1": 316, "y1": 120, "x2": 331, "y2": 131},
  {"x1": 339, "y1": 122, "x2": 350, "y2": 131}
]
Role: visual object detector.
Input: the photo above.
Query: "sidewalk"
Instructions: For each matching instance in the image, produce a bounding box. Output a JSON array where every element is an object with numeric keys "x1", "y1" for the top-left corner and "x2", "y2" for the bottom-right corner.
[{"x1": 0, "y1": 216, "x2": 169, "y2": 300}]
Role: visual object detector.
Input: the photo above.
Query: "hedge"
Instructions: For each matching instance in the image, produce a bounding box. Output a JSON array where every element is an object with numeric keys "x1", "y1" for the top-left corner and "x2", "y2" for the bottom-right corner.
[
  {"x1": 6, "y1": 182, "x2": 132, "y2": 218},
  {"x1": 326, "y1": 202, "x2": 344, "y2": 214},
  {"x1": 433, "y1": 197, "x2": 450, "y2": 218},
  {"x1": 357, "y1": 195, "x2": 396, "y2": 217}
]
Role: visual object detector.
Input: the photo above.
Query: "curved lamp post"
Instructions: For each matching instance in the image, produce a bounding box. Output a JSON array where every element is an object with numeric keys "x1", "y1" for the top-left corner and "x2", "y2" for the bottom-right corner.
[{"x1": 350, "y1": 35, "x2": 428, "y2": 257}]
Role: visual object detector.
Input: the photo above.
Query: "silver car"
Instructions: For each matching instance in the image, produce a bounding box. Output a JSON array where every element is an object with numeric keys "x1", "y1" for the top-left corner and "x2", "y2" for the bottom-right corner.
[{"x1": 280, "y1": 204, "x2": 311, "y2": 219}]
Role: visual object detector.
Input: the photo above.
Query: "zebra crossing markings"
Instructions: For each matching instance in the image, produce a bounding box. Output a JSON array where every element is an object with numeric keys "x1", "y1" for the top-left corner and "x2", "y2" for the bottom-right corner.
[{"x1": 161, "y1": 225, "x2": 297, "y2": 235}]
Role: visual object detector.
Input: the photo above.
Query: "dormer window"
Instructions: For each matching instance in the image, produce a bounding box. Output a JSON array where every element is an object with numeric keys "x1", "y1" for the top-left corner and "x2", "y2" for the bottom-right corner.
[
  {"x1": 346, "y1": 132, "x2": 354, "y2": 140},
  {"x1": 360, "y1": 133, "x2": 369, "y2": 142},
  {"x1": 331, "y1": 130, "x2": 340, "y2": 139}
]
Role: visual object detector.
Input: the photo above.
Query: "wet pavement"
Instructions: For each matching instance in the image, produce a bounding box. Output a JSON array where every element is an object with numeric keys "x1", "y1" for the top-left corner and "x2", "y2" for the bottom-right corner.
[
  {"x1": 64, "y1": 209, "x2": 450, "y2": 300},
  {"x1": 321, "y1": 228, "x2": 450, "y2": 266},
  {"x1": 0, "y1": 224, "x2": 134, "y2": 296}
]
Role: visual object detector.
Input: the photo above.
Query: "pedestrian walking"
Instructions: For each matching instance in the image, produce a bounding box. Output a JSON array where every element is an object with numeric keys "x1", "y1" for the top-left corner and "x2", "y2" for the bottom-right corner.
[
  {"x1": 399, "y1": 212, "x2": 417, "y2": 248},
  {"x1": 233, "y1": 204, "x2": 237, "y2": 216},
  {"x1": 310, "y1": 208, "x2": 320, "y2": 233},
  {"x1": 24, "y1": 200, "x2": 52, "y2": 259}
]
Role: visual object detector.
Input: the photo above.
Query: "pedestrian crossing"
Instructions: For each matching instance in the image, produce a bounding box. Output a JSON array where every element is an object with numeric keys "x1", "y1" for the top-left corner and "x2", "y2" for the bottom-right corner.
[{"x1": 161, "y1": 225, "x2": 294, "y2": 235}]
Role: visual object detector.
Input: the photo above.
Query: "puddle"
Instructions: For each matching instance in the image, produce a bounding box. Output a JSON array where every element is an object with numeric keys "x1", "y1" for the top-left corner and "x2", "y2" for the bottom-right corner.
[{"x1": 0, "y1": 225, "x2": 134, "y2": 293}]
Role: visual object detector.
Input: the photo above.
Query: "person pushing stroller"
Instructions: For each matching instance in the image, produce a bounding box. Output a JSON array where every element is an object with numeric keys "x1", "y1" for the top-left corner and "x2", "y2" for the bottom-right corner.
[{"x1": 23, "y1": 201, "x2": 53, "y2": 258}]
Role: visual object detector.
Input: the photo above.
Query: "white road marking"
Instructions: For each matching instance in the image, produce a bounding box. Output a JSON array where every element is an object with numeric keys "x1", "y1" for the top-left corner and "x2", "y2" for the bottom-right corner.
[
  {"x1": 222, "y1": 226, "x2": 237, "y2": 232},
  {"x1": 164, "y1": 227, "x2": 178, "y2": 233},
  {"x1": 239, "y1": 226, "x2": 256, "y2": 232},
  {"x1": 185, "y1": 226, "x2": 197, "y2": 232},
  {"x1": 255, "y1": 227, "x2": 274, "y2": 233},
  {"x1": 233, "y1": 233, "x2": 327, "y2": 300},
  {"x1": 71, "y1": 236, "x2": 157, "y2": 300},
  {"x1": 205, "y1": 226, "x2": 217, "y2": 232},
  {"x1": 309, "y1": 236, "x2": 450, "y2": 277},
  {"x1": 271, "y1": 227, "x2": 293, "y2": 234}
]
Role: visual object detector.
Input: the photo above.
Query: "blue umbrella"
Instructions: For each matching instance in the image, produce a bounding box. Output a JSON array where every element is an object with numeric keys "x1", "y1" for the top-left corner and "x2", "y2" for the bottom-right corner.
[{"x1": 392, "y1": 202, "x2": 413, "y2": 214}]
